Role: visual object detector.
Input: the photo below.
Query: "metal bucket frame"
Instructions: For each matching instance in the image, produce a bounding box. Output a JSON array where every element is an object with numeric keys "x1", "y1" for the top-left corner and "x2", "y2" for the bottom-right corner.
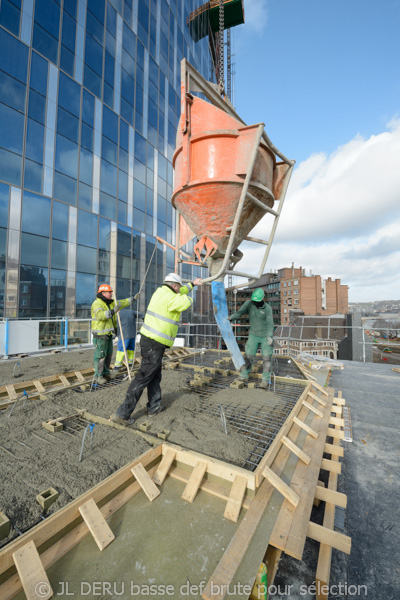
[{"x1": 173, "y1": 59, "x2": 295, "y2": 289}]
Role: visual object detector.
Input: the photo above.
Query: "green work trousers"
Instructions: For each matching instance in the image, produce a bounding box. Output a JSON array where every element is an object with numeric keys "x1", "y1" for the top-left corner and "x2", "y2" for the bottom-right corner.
[
  {"x1": 241, "y1": 334, "x2": 273, "y2": 381},
  {"x1": 93, "y1": 336, "x2": 113, "y2": 377}
]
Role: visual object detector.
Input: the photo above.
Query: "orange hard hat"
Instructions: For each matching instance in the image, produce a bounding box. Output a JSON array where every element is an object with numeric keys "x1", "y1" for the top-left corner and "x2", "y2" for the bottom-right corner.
[{"x1": 98, "y1": 283, "x2": 113, "y2": 293}]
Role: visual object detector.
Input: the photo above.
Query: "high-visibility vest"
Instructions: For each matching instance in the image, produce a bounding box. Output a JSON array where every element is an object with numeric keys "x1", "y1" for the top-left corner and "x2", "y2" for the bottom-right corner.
[
  {"x1": 91, "y1": 297, "x2": 130, "y2": 336},
  {"x1": 141, "y1": 283, "x2": 193, "y2": 347}
]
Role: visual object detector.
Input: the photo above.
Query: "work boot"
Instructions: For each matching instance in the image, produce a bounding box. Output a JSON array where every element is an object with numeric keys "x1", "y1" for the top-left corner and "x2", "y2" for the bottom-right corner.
[
  {"x1": 104, "y1": 372, "x2": 116, "y2": 380},
  {"x1": 147, "y1": 405, "x2": 165, "y2": 417},
  {"x1": 113, "y1": 366, "x2": 121, "y2": 373},
  {"x1": 239, "y1": 366, "x2": 249, "y2": 381},
  {"x1": 96, "y1": 376, "x2": 107, "y2": 385},
  {"x1": 259, "y1": 380, "x2": 268, "y2": 389},
  {"x1": 109, "y1": 413, "x2": 135, "y2": 426}
]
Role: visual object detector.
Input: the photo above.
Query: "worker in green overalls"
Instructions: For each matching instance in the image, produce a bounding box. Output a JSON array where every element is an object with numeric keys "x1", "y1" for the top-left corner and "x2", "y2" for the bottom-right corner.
[{"x1": 228, "y1": 288, "x2": 274, "y2": 388}]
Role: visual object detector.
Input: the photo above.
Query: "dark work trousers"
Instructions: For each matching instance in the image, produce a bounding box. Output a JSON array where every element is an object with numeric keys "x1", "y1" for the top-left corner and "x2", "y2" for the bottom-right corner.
[{"x1": 116, "y1": 335, "x2": 166, "y2": 419}]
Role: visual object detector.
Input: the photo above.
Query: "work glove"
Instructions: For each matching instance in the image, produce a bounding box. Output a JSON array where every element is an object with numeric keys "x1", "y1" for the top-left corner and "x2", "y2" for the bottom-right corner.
[
  {"x1": 111, "y1": 302, "x2": 122, "y2": 316},
  {"x1": 129, "y1": 293, "x2": 140, "y2": 304},
  {"x1": 227, "y1": 316, "x2": 232, "y2": 322},
  {"x1": 267, "y1": 337, "x2": 273, "y2": 345}
]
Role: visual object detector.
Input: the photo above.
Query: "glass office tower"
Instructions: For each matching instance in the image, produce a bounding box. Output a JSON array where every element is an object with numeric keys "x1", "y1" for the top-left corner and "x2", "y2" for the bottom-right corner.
[{"x1": 0, "y1": 0, "x2": 210, "y2": 319}]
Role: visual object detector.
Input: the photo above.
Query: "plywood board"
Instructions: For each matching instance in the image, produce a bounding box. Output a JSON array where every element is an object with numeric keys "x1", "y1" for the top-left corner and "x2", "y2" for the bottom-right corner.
[
  {"x1": 79, "y1": 498, "x2": 115, "y2": 551},
  {"x1": 12, "y1": 540, "x2": 52, "y2": 600}
]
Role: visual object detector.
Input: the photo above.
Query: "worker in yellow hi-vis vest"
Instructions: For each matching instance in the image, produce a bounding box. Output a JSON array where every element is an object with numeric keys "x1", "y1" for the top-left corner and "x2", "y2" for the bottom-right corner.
[{"x1": 110, "y1": 273, "x2": 202, "y2": 425}]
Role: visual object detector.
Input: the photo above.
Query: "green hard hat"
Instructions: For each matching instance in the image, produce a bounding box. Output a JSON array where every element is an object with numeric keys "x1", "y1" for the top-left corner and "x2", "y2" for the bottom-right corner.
[{"x1": 251, "y1": 288, "x2": 265, "y2": 302}]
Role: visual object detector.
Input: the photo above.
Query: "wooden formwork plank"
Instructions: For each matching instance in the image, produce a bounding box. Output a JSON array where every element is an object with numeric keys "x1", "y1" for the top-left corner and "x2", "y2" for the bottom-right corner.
[
  {"x1": 270, "y1": 390, "x2": 334, "y2": 558},
  {"x1": 281, "y1": 436, "x2": 311, "y2": 465},
  {"x1": 311, "y1": 382, "x2": 329, "y2": 397},
  {"x1": 131, "y1": 463, "x2": 161, "y2": 502},
  {"x1": 264, "y1": 546, "x2": 282, "y2": 587},
  {"x1": 323, "y1": 442, "x2": 344, "y2": 457},
  {"x1": 75, "y1": 371, "x2": 86, "y2": 382},
  {"x1": 182, "y1": 461, "x2": 207, "y2": 503},
  {"x1": 169, "y1": 466, "x2": 252, "y2": 511},
  {"x1": 262, "y1": 466, "x2": 300, "y2": 508},
  {"x1": 223, "y1": 475, "x2": 248, "y2": 522},
  {"x1": 153, "y1": 449, "x2": 176, "y2": 486},
  {"x1": 5, "y1": 385, "x2": 17, "y2": 400},
  {"x1": 316, "y1": 391, "x2": 345, "y2": 599},
  {"x1": 329, "y1": 416, "x2": 344, "y2": 427},
  {"x1": 321, "y1": 458, "x2": 341, "y2": 474},
  {"x1": 78, "y1": 498, "x2": 115, "y2": 551},
  {"x1": 314, "y1": 486, "x2": 347, "y2": 508},
  {"x1": 12, "y1": 541, "x2": 52, "y2": 600},
  {"x1": 254, "y1": 382, "x2": 311, "y2": 487},
  {"x1": 326, "y1": 427, "x2": 345, "y2": 440},
  {"x1": 58, "y1": 374, "x2": 71, "y2": 387},
  {"x1": 331, "y1": 405, "x2": 342, "y2": 415},
  {"x1": 202, "y1": 478, "x2": 275, "y2": 600},
  {"x1": 292, "y1": 416, "x2": 318, "y2": 439},
  {"x1": 33, "y1": 380, "x2": 46, "y2": 393},
  {"x1": 302, "y1": 399, "x2": 323, "y2": 417},
  {"x1": 307, "y1": 522, "x2": 351, "y2": 554},
  {"x1": 0, "y1": 446, "x2": 162, "y2": 579},
  {"x1": 308, "y1": 391, "x2": 327, "y2": 407}
]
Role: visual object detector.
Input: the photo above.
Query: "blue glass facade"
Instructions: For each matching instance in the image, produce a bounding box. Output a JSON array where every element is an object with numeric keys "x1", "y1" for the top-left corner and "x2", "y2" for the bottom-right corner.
[{"x1": 0, "y1": 0, "x2": 209, "y2": 318}]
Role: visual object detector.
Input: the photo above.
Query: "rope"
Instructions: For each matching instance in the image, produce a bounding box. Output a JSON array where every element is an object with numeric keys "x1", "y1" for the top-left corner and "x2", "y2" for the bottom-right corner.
[{"x1": 132, "y1": 239, "x2": 159, "y2": 371}]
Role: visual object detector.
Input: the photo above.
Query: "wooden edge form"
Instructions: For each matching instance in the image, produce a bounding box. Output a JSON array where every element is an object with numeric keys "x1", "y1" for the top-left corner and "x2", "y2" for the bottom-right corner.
[
  {"x1": 281, "y1": 436, "x2": 311, "y2": 465},
  {"x1": 223, "y1": 475, "x2": 248, "y2": 522},
  {"x1": 131, "y1": 463, "x2": 161, "y2": 502},
  {"x1": 314, "y1": 486, "x2": 347, "y2": 508},
  {"x1": 308, "y1": 391, "x2": 327, "y2": 406},
  {"x1": 153, "y1": 448, "x2": 176, "y2": 486},
  {"x1": 254, "y1": 382, "x2": 312, "y2": 486},
  {"x1": 161, "y1": 441, "x2": 256, "y2": 490},
  {"x1": 264, "y1": 546, "x2": 282, "y2": 587},
  {"x1": 311, "y1": 381, "x2": 329, "y2": 397},
  {"x1": 316, "y1": 390, "x2": 346, "y2": 599},
  {"x1": 0, "y1": 464, "x2": 159, "y2": 600},
  {"x1": 12, "y1": 540, "x2": 52, "y2": 600},
  {"x1": 307, "y1": 522, "x2": 351, "y2": 554},
  {"x1": 262, "y1": 466, "x2": 300, "y2": 507},
  {"x1": 78, "y1": 498, "x2": 115, "y2": 550},
  {"x1": 0, "y1": 445, "x2": 162, "y2": 577},
  {"x1": 302, "y1": 400, "x2": 324, "y2": 417},
  {"x1": 182, "y1": 461, "x2": 207, "y2": 503},
  {"x1": 292, "y1": 416, "x2": 318, "y2": 439},
  {"x1": 323, "y1": 442, "x2": 344, "y2": 457},
  {"x1": 321, "y1": 458, "x2": 341, "y2": 474}
]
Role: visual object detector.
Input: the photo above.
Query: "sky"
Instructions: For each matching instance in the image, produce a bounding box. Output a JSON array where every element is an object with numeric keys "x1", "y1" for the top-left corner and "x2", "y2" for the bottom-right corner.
[{"x1": 230, "y1": 0, "x2": 400, "y2": 302}]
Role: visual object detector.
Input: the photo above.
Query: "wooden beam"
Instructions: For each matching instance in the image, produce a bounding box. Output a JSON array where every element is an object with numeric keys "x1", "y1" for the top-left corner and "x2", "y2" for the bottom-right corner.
[
  {"x1": 202, "y1": 478, "x2": 275, "y2": 600},
  {"x1": 281, "y1": 436, "x2": 311, "y2": 465},
  {"x1": 326, "y1": 427, "x2": 345, "y2": 440},
  {"x1": 5, "y1": 385, "x2": 17, "y2": 400},
  {"x1": 293, "y1": 416, "x2": 318, "y2": 439},
  {"x1": 314, "y1": 486, "x2": 347, "y2": 508},
  {"x1": 321, "y1": 458, "x2": 341, "y2": 474},
  {"x1": 329, "y1": 416, "x2": 344, "y2": 427},
  {"x1": 316, "y1": 390, "x2": 346, "y2": 599},
  {"x1": 58, "y1": 375, "x2": 71, "y2": 387},
  {"x1": 331, "y1": 405, "x2": 342, "y2": 415},
  {"x1": 308, "y1": 391, "x2": 327, "y2": 407},
  {"x1": 0, "y1": 446, "x2": 162, "y2": 579},
  {"x1": 153, "y1": 448, "x2": 176, "y2": 486},
  {"x1": 78, "y1": 498, "x2": 115, "y2": 551},
  {"x1": 264, "y1": 546, "x2": 282, "y2": 587},
  {"x1": 131, "y1": 463, "x2": 161, "y2": 502},
  {"x1": 302, "y1": 400, "x2": 323, "y2": 417},
  {"x1": 311, "y1": 382, "x2": 329, "y2": 397},
  {"x1": 323, "y1": 442, "x2": 344, "y2": 457},
  {"x1": 262, "y1": 466, "x2": 300, "y2": 507},
  {"x1": 12, "y1": 541, "x2": 52, "y2": 600},
  {"x1": 33, "y1": 380, "x2": 46, "y2": 393},
  {"x1": 307, "y1": 522, "x2": 351, "y2": 554},
  {"x1": 223, "y1": 475, "x2": 248, "y2": 522},
  {"x1": 182, "y1": 461, "x2": 207, "y2": 503}
]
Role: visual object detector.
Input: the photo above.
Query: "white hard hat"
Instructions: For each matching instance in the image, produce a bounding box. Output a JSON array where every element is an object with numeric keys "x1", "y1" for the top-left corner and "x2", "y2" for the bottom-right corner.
[{"x1": 164, "y1": 272, "x2": 183, "y2": 285}]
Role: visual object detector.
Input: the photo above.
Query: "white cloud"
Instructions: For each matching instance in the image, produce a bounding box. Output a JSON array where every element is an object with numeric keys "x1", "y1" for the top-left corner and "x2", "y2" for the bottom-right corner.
[{"x1": 234, "y1": 120, "x2": 400, "y2": 301}]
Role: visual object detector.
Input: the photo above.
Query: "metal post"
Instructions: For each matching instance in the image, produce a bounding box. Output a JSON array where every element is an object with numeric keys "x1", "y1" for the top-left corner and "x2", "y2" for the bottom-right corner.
[
  {"x1": 5, "y1": 318, "x2": 9, "y2": 357},
  {"x1": 64, "y1": 318, "x2": 69, "y2": 350},
  {"x1": 362, "y1": 326, "x2": 366, "y2": 363}
]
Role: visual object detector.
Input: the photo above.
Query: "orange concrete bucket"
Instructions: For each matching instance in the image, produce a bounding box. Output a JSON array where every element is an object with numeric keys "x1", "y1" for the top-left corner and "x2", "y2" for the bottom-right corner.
[{"x1": 172, "y1": 96, "x2": 286, "y2": 260}]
